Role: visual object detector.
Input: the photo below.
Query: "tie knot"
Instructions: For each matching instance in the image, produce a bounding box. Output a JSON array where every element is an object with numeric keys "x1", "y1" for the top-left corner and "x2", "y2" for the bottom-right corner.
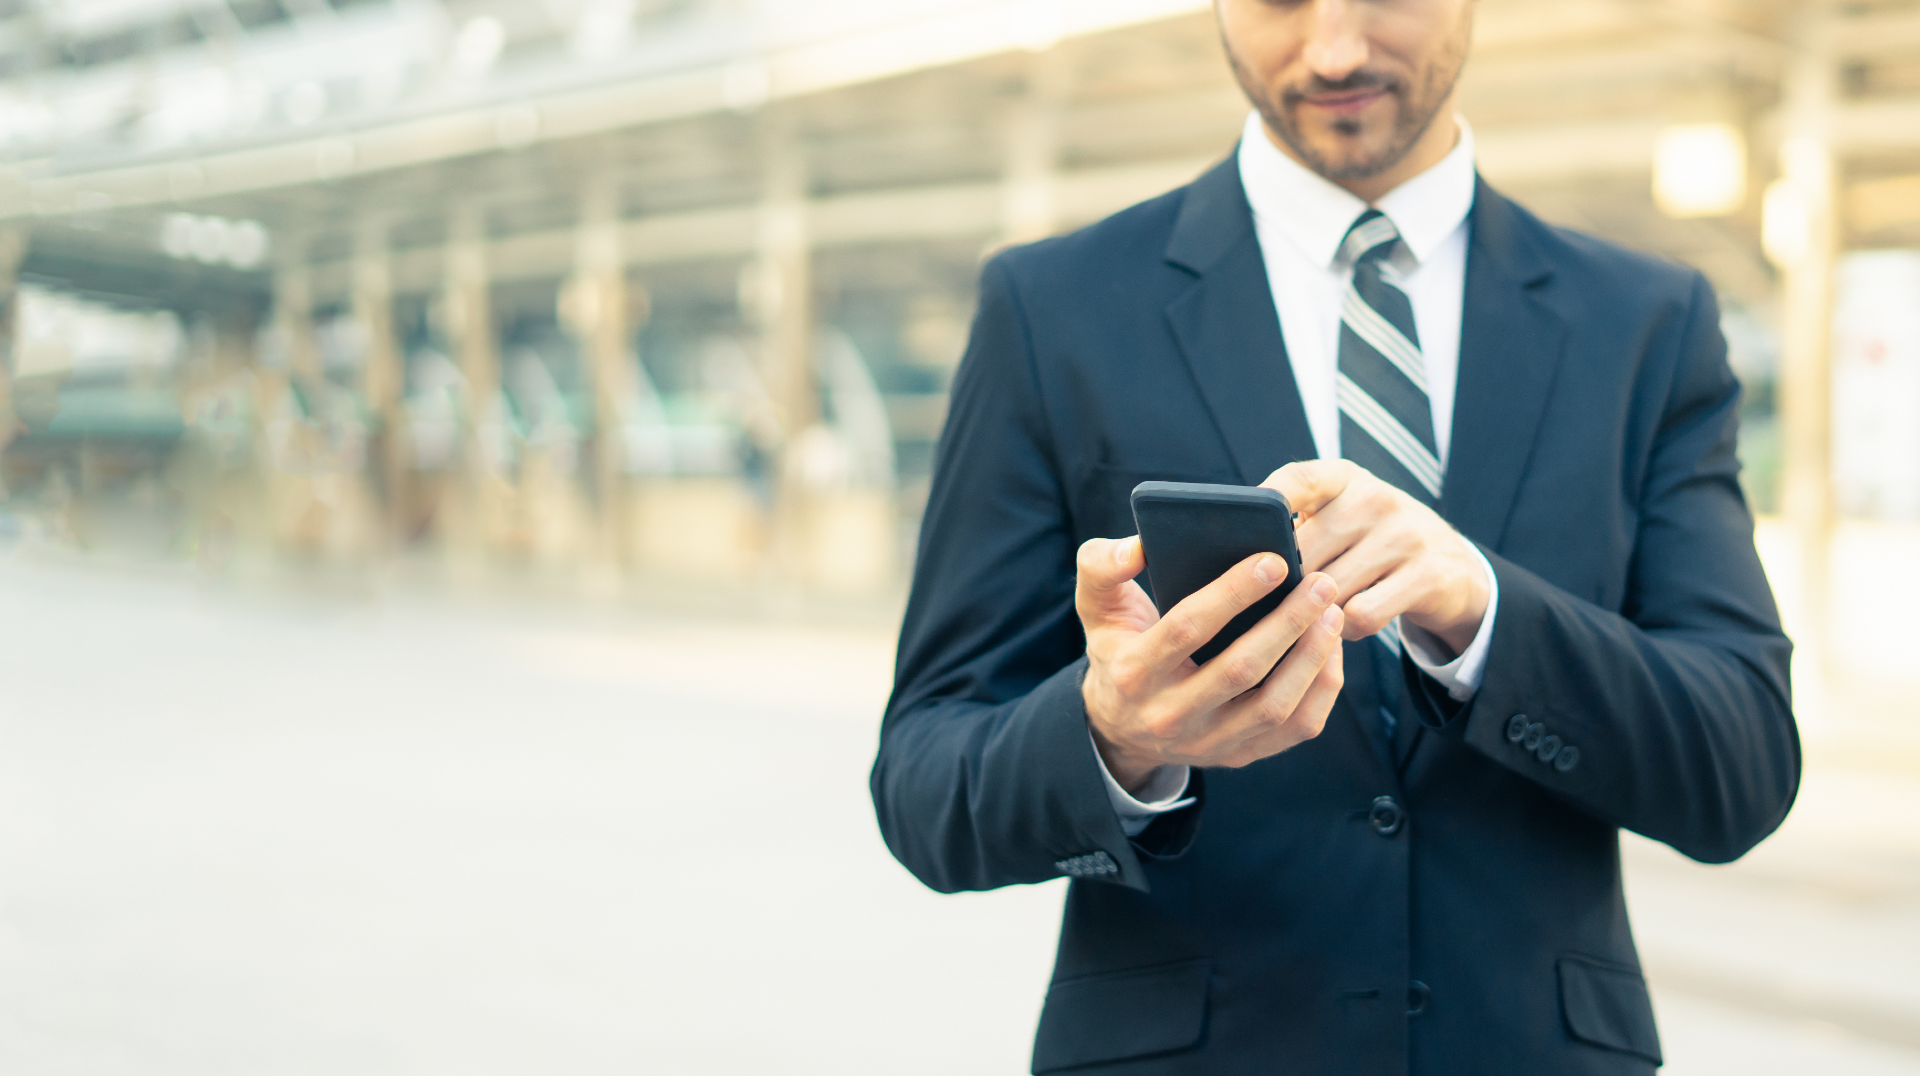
[{"x1": 1339, "y1": 210, "x2": 1401, "y2": 265}]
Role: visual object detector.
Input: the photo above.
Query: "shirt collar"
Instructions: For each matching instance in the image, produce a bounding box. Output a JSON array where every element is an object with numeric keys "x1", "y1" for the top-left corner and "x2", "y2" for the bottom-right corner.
[{"x1": 1235, "y1": 109, "x2": 1477, "y2": 269}]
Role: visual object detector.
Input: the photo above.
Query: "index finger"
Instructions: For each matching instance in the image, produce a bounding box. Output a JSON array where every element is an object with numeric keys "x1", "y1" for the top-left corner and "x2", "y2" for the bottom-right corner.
[{"x1": 1259, "y1": 459, "x2": 1358, "y2": 521}]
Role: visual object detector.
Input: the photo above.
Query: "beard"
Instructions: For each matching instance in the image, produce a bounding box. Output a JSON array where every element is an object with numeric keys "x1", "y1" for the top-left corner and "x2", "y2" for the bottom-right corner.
[{"x1": 1224, "y1": 22, "x2": 1469, "y2": 181}]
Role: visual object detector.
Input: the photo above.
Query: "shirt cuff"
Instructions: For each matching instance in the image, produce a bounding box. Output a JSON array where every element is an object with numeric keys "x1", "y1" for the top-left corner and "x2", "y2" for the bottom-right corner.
[
  {"x1": 1398, "y1": 539, "x2": 1499, "y2": 702},
  {"x1": 1089, "y1": 728, "x2": 1195, "y2": 837}
]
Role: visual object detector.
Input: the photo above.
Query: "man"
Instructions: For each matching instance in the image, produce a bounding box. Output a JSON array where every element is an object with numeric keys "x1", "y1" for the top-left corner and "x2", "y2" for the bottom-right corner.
[{"x1": 871, "y1": 0, "x2": 1799, "y2": 1072}]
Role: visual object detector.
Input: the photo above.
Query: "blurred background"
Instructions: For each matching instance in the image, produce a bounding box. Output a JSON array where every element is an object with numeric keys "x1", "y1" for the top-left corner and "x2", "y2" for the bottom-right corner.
[{"x1": 0, "y1": 0, "x2": 1916, "y2": 1072}]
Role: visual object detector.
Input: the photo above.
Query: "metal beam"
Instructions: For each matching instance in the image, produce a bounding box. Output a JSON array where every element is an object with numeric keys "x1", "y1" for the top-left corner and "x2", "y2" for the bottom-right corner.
[{"x1": 290, "y1": 111, "x2": 1694, "y2": 303}]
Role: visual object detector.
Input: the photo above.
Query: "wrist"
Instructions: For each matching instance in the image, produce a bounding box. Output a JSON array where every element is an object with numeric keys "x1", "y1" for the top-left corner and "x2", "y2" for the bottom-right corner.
[
  {"x1": 1409, "y1": 539, "x2": 1492, "y2": 656},
  {"x1": 1088, "y1": 722, "x2": 1160, "y2": 794}
]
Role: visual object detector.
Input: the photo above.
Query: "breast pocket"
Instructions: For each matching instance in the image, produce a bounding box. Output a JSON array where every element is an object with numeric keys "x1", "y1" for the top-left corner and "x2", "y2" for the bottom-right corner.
[{"x1": 1031, "y1": 958, "x2": 1213, "y2": 1074}]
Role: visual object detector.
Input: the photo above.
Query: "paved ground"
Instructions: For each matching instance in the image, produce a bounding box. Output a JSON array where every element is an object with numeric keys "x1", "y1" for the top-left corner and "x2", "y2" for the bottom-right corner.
[{"x1": 0, "y1": 532, "x2": 1915, "y2": 1073}]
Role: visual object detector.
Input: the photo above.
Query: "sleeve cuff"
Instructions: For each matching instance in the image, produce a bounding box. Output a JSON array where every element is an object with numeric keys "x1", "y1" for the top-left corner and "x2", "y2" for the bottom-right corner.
[
  {"x1": 1399, "y1": 539, "x2": 1500, "y2": 702},
  {"x1": 1088, "y1": 728, "x2": 1195, "y2": 837}
]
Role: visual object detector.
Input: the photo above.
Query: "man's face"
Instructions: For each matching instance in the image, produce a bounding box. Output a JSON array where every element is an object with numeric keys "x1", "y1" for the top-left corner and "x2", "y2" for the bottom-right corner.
[{"x1": 1218, "y1": 0, "x2": 1474, "y2": 182}]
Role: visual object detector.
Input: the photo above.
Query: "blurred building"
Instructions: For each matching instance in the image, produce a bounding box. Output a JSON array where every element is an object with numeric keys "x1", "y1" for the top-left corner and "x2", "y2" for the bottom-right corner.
[{"x1": 0, "y1": 0, "x2": 1917, "y2": 587}]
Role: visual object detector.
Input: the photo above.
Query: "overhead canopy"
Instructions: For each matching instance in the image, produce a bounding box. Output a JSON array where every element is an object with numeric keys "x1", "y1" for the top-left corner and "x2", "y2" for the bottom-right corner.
[{"x1": 3, "y1": 0, "x2": 1918, "y2": 314}]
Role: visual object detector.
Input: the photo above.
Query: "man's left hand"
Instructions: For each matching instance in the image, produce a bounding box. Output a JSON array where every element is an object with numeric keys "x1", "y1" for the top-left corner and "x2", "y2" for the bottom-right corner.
[{"x1": 1262, "y1": 460, "x2": 1489, "y2": 657}]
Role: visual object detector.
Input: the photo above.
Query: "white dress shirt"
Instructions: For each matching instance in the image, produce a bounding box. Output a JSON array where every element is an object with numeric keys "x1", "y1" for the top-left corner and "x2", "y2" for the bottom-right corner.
[{"x1": 1098, "y1": 111, "x2": 1501, "y2": 835}]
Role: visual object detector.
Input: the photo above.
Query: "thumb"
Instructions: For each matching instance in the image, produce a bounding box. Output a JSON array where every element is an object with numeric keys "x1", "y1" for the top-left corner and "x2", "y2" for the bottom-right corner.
[{"x1": 1075, "y1": 536, "x2": 1146, "y2": 620}]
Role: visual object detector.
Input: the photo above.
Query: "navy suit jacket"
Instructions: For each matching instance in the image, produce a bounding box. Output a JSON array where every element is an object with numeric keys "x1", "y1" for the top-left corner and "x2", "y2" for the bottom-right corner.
[{"x1": 870, "y1": 156, "x2": 1799, "y2": 1074}]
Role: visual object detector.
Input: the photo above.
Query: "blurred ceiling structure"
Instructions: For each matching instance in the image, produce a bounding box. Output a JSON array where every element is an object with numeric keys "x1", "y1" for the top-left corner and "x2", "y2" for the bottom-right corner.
[
  {"x1": 1, "y1": 0, "x2": 1915, "y2": 316},
  {"x1": 0, "y1": 0, "x2": 1909, "y2": 594}
]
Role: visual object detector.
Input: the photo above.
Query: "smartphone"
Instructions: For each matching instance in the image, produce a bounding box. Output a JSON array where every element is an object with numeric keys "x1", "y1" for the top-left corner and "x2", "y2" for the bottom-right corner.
[{"x1": 1130, "y1": 481, "x2": 1305, "y2": 665}]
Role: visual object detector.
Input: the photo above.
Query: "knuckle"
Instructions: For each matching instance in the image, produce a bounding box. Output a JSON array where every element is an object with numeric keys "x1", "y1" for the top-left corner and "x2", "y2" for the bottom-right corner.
[
  {"x1": 1108, "y1": 656, "x2": 1147, "y2": 697},
  {"x1": 1074, "y1": 538, "x2": 1104, "y2": 571},
  {"x1": 1340, "y1": 604, "x2": 1377, "y2": 638},
  {"x1": 1221, "y1": 654, "x2": 1264, "y2": 690},
  {"x1": 1163, "y1": 609, "x2": 1202, "y2": 651}
]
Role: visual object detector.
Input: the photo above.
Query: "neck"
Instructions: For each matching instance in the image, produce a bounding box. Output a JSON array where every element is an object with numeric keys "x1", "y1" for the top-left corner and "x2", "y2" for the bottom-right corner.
[{"x1": 1267, "y1": 106, "x2": 1461, "y2": 204}]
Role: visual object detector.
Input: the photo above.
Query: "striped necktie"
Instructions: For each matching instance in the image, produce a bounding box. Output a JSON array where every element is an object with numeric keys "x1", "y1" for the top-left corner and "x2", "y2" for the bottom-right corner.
[
  {"x1": 1335, "y1": 209, "x2": 1436, "y2": 750},
  {"x1": 1336, "y1": 209, "x2": 1441, "y2": 510}
]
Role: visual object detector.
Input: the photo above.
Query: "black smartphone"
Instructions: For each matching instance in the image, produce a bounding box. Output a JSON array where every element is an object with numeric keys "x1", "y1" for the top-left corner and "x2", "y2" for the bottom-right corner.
[{"x1": 1130, "y1": 481, "x2": 1305, "y2": 665}]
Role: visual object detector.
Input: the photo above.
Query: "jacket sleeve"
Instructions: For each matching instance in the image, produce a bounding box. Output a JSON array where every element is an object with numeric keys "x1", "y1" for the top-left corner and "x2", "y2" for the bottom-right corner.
[
  {"x1": 870, "y1": 254, "x2": 1200, "y2": 895},
  {"x1": 1411, "y1": 272, "x2": 1798, "y2": 864}
]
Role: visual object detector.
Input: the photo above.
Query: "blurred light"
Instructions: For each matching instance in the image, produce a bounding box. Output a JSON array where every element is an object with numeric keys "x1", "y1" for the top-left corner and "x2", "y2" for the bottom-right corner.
[
  {"x1": 189, "y1": 216, "x2": 230, "y2": 262},
  {"x1": 160, "y1": 213, "x2": 196, "y2": 259},
  {"x1": 233, "y1": 79, "x2": 270, "y2": 131},
  {"x1": 1652, "y1": 123, "x2": 1746, "y2": 218},
  {"x1": 284, "y1": 81, "x2": 327, "y2": 126},
  {"x1": 157, "y1": 214, "x2": 270, "y2": 269},
  {"x1": 1013, "y1": 0, "x2": 1065, "y2": 53},
  {"x1": 453, "y1": 16, "x2": 506, "y2": 75},
  {"x1": 0, "y1": 96, "x2": 54, "y2": 148},
  {"x1": 227, "y1": 221, "x2": 269, "y2": 269},
  {"x1": 1763, "y1": 179, "x2": 1810, "y2": 269}
]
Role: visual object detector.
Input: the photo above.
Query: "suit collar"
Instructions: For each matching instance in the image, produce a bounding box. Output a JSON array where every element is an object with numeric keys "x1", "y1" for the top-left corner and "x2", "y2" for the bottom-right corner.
[
  {"x1": 1165, "y1": 155, "x2": 1256, "y2": 276},
  {"x1": 1163, "y1": 156, "x2": 1318, "y2": 484}
]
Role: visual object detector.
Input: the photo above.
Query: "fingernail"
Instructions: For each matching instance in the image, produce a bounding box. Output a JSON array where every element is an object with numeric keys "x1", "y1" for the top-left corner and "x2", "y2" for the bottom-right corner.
[
  {"x1": 1311, "y1": 576, "x2": 1337, "y2": 604},
  {"x1": 1114, "y1": 537, "x2": 1136, "y2": 564},
  {"x1": 1254, "y1": 555, "x2": 1280, "y2": 584},
  {"x1": 1319, "y1": 605, "x2": 1343, "y2": 629}
]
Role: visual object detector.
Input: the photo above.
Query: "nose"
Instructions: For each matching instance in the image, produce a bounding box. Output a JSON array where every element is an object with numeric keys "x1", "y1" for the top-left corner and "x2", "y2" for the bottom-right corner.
[{"x1": 1301, "y1": 0, "x2": 1370, "y2": 82}]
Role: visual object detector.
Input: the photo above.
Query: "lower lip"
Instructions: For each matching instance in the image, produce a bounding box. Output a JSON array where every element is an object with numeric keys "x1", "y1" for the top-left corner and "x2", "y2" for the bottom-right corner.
[{"x1": 1305, "y1": 90, "x2": 1385, "y2": 116}]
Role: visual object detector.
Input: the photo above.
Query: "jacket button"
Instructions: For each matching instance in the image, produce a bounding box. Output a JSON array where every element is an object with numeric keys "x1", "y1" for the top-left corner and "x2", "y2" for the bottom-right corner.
[
  {"x1": 1554, "y1": 745, "x2": 1581, "y2": 772},
  {"x1": 1536, "y1": 733, "x2": 1563, "y2": 763},
  {"x1": 1521, "y1": 723, "x2": 1546, "y2": 751},
  {"x1": 1505, "y1": 714, "x2": 1529, "y2": 742},
  {"x1": 1406, "y1": 980, "x2": 1430, "y2": 1016},
  {"x1": 1369, "y1": 796, "x2": 1404, "y2": 837}
]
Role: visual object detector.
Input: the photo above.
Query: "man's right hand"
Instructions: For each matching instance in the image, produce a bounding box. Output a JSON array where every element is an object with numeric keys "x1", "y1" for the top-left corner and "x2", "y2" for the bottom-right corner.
[{"x1": 1078, "y1": 536, "x2": 1346, "y2": 794}]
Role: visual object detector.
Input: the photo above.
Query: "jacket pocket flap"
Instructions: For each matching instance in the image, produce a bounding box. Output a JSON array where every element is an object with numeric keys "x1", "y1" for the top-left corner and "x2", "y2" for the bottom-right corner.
[
  {"x1": 1558, "y1": 955, "x2": 1663, "y2": 1064},
  {"x1": 1032, "y1": 958, "x2": 1211, "y2": 1074}
]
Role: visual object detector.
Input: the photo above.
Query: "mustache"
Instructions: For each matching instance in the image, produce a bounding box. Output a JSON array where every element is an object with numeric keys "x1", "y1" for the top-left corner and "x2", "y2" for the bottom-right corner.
[{"x1": 1280, "y1": 71, "x2": 1400, "y2": 104}]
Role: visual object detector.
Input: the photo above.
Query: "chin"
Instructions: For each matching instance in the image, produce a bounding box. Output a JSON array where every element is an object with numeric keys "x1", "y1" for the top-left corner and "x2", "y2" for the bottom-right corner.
[{"x1": 1302, "y1": 138, "x2": 1399, "y2": 181}]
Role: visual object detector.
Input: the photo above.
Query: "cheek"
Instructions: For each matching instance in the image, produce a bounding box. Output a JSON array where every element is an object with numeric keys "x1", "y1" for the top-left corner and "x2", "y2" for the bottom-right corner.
[{"x1": 1219, "y1": 5, "x2": 1303, "y2": 80}]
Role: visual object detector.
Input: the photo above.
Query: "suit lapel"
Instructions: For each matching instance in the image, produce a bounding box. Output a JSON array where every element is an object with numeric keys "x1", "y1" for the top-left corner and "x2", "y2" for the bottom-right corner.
[
  {"x1": 1163, "y1": 157, "x2": 1318, "y2": 485},
  {"x1": 1406, "y1": 180, "x2": 1566, "y2": 789},
  {"x1": 1440, "y1": 180, "x2": 1566, "y2": 549}
]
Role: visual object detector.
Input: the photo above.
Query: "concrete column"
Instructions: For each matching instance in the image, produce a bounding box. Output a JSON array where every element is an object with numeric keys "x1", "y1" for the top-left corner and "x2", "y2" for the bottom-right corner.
[
  {"x1": 445, "y1": 200, "x2": 502, "y2": 556},
  {"x1": 568, "y1": 174, "x2": 635, "y2": 565},
  {"x1": 756, "y1": 124, "x2": 814, "y2": 446},
  {"x1": 272, "y1": 250, "x2": 318, "y2": 381},
  {"x1": 1774, "y1": 9, "x2": 1839, "y2": 660},
  {"x1": 753, "y1": 119, "x2": 815, "y2": 578},
  {"x1": 353, "y1": 217, "x2": 408, "y2": 545},
  {"x1": 1002, "y1": 54, "x2": 1065, "y2": 245}
]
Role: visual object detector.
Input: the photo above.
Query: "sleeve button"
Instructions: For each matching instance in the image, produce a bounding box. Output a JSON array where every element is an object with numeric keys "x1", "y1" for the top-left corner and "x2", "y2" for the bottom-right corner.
[
  {"x1": 1536, "y1": 733, "x2": 1563, "y2": 763},
  {"x1": 1522, "y1": 723, "x2": 1546, "y2": 751},
  {"x1": 1553, "y1": 745, "x2": 1581, "y2": 772},
  {"x1": 1505, "y1": 714, "x2": 1530, "y2": 742}
]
